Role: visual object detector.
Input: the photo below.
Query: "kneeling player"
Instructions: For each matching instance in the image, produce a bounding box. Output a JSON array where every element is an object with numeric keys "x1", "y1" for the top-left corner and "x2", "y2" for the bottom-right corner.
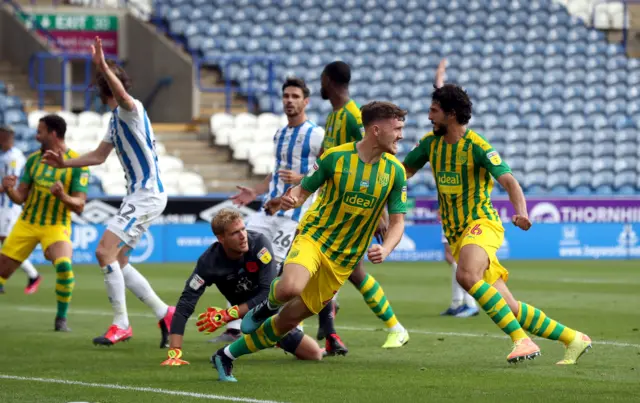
[{"x1": 161, "y1": 209, "x2": 324, "y2": 366}]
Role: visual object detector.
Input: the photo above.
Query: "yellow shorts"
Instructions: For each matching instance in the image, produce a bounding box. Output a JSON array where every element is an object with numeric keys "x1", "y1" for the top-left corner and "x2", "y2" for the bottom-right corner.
[
  {"x1": 450, "y1": 219, "x2": 509, "y2": 285},
  {"x1": 284, "y1": 235, "x2": 351, "y2": 314},
  {"x1": 2, "y1": 219, "x2": 71, "y2": 262}
]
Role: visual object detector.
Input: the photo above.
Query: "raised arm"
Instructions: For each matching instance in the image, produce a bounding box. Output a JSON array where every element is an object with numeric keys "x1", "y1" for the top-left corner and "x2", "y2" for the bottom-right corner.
[{"x1": 92, "y1": 36, "x2": 136, "y2": 112}]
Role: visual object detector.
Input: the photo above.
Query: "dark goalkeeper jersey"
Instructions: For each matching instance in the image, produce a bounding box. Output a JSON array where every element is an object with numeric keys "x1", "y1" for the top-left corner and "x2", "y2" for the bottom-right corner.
[{"x1": 170, "y1": 230, "x2": 278, "y2": 336}]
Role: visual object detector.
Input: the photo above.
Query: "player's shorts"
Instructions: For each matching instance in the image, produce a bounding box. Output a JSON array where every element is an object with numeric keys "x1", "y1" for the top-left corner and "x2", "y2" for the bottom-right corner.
[
  {"x1": 0, "y1": 208, "x2": 21, "y2": 237},
  {"x1": 107, "y1": 189, "x2": 167, "y2": 247},
  {"x1": 1, "y1": 219, "x2": 71, "y2": 262},
  {"x1": 449, "y1": 219, "x2": 509, "y2": 285},
  {"x1": 284, "y1": 234, "x2": 351, "y2": 314},
  {"x1": 246, "y1": 211, "x2": 299, "y2": 263}
]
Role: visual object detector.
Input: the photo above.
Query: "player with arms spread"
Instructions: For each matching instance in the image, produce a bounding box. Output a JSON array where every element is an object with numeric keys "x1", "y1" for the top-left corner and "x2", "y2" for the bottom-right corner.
[
  {"x1": 0, "y1": 115, "x2": 88, "y2": 331},
  {"x1": 210, "y1": 101, "x2": 409, "y2": 382},
  {"x1": 403, "y1": 84, "x2": 591, "y2": 364},
  {"x1": 161, "y1": 209, "x2": 324, "y2": 366},
  {"x1": 42, "y1": 37, "x2": 175, "y2": 347},
  {"x1": 223, "y1": 77, "x2": 327, "y2": 346},
  {"x1": 0, "y1": 125, "x2": 41, "y2": 294},
  {"x1": 315, "y1": 61, "x2": 409, "y2": 349}
]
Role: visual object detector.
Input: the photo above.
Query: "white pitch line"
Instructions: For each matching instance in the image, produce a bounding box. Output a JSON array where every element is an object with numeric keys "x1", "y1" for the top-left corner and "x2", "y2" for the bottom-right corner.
[
  {"x1": 12, "y1": 305, "x2": 640, "y2": 349},
  {"x1": 0, "y1": 374, "x2": 287, "y2": 403}
]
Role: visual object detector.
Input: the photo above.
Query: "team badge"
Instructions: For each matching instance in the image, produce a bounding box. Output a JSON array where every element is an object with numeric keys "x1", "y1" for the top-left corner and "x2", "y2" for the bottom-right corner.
[
  {"x1": 456, "y1": 153, "x2": 468, "y2": 164},
  {"x1": 359, "y1": 127, "x2": 365, "y2": 136},
  {"x1": 257, "y1": 247, "x2": 272, "y2": 264},
  {"x1": 486, "y1": 150, "x2": 502, "y2": 166},
  {"x1": 360, "y1": 180, "x2": 369, "y2": 189},
  {"x1": 189, "y1": 274, "x2": 205, "y2": 290},
  {"x1": 401, "y1": 186, "x2": 407, "y2": 203},
  {"x1": 10, "y1": 160, "x2": 16, "y2": 169},
  {"x1": 246, "y1": 261, "x2": 259, "y2": 273},
  {"x1": 289, "y1": 249, "x2": 299, "y2": 259},
  {"x1": 80, "y1": 172, "x2": 89, "y2": 187},
  {"x1": 377, "y1": 173, "x2": 390, "y2": 186}
]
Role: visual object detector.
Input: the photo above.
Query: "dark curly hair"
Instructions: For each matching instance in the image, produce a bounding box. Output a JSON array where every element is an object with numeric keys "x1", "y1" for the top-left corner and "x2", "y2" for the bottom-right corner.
[
  {"x1": 95, "y1": 60, "x2": 132, "y2": 100},
  {"x1": 432, "y1": 84, "x2": 472, "y2": 125}
]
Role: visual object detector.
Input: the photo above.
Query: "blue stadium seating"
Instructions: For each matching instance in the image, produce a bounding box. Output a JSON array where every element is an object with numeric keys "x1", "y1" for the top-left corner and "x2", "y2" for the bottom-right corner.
[{"x1": 155, "y1": 0, "x2": 640, "y2": 194}]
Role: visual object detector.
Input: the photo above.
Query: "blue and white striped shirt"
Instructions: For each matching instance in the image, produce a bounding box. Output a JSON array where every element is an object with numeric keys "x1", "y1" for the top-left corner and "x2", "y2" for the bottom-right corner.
[
  {"x1": 103, "y1": 98, "x2": 164, "y2": 195},
  {"x1": 265, "y1": 120, "x2": 324, "y2": 222},
  {"x1": 0, "y1": 147, "x2": 25, "y2": 209}
]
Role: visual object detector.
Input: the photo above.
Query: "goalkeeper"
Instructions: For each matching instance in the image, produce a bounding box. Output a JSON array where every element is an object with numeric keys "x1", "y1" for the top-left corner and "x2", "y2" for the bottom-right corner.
[{"x1": 161, "y1": 209, "x2": 324, "y2": 366}]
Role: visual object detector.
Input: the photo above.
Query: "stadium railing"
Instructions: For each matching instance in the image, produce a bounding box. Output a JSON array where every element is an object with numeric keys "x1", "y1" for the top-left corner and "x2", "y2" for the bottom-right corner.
[
  {"x1": 194, "y1": 55, "x2": 280, "y2": 114},
  {"x1": 28, "y1": 52, "x2": 121, "y2": 110},
  {"x1": 591, "y1": 0, "x2": 639, "y2": 47}
]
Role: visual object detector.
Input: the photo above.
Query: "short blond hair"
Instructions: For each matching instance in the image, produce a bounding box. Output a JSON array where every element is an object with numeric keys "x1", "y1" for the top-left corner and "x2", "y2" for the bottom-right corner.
[{"x1": 211, "y1": 208, "x2": 243, "y2": 236}]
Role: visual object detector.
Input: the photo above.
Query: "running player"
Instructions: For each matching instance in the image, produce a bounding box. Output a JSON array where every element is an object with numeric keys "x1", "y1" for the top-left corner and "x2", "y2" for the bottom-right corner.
[
  {"x1": 227, "y1": 78, "x2": 349, "y2": 355},
  {"x1": 0, "y1": 125, "x2": 41, "y2": 294},
  {"x1": 41, "y1": 37, "x2": 174, "y2": 347},
  {"x1": 315, "y1": 61, "x2": 409, "y2": 349},
  {"x1": 161, "y1": 209, "x2": 324, "y2": 366},
  {"x1": 431, "y1": 60, "x2": 478, "y2": 318},
  {"x1": 211, "y1": 101, "x2": 408, "y2": 382},
  {"x1": 403, "y1": 84, "x2": 591, "y2": 364},
  {"x1": 0, "y1": 115, "x2": 88, "y2": 331}
]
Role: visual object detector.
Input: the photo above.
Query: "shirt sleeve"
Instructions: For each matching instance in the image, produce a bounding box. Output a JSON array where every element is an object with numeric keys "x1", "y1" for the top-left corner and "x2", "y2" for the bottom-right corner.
[
  {"x1": 19, "y1": 154, "x2": 36, "y2": 185},
  {"x1": 170, "y1": 258, "x2": 210, "y2": 336},
  {"x1": 473, "y1": 143, "x2": 512, "y2": 179},
  {"x1": 387, "y1": 163, "x2": 408, "y2": 214},
  {"x1": 70, "y1": 166, "x2": 90, "y2": 194},
  {"x1": 300, "y1": 152, "x2": 332, "y2": 193},
  {"x1": 244, "y1": 234, "x2": 278, "y2": 310},
  {"x1": 346, "y1": 112, "x2": 364, "y2": 142},
  {"x1": 403, "y1": 135, "x2": 432, "y2": 171},
  {"x1": 102, "y1": 124, "x2": 114, "y2": 144}
]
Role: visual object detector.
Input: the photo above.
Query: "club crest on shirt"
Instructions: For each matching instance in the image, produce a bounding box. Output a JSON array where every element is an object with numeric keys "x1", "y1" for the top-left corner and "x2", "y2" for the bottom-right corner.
[
  {"x1": 377, "y1": 173, "x2": 390, "y2": 186},
  {"x1": 360, "y1": 180, "x2": 369, "y2": 189},
  {"x1": 80, "y1": 172, "x2": 89, "y2": 187},
  {"x1": 189, "y1": 274, "x2": 205, "y2": 290},
  {"x1": 456, "y1": 152, "x2": 468, "y2": 164},
  {"x1": 10, "y1": 160, "x2": 16, "y2": 168},
  {"x1": 486, "y1": 150, "x2": 502, "y2": 166},
  {"x1": 401, "y1": 186, "x2": 407, "y2": 203},
  {"x1": 257, "y1": 247, "x2": 272, "y2": 264}
]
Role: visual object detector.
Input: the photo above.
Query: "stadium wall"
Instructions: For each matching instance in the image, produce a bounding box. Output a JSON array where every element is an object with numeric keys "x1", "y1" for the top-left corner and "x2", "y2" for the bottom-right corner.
[
  {"x1": 0, "y1": 6, "x2": 63, "y2": 105},
  {"x1": 26, "y1": 196, "x2": 640, "y2": 265},
  {"x1": 125, "y1": 14, "x2": 194, "y2": 122}
]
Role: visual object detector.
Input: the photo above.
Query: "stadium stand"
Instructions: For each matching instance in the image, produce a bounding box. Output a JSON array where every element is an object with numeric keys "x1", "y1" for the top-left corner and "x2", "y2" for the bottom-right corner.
[
  {"x1": 6, "y1": 105, "x2": 209, "y2": 197},
  {"x1": 155, "y1": 0, "x2": 639, "y2": 196}
]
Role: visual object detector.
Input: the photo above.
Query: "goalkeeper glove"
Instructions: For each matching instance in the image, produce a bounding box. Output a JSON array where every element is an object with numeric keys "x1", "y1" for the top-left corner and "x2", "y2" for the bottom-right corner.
[
  {"x1": 196, "y1": 305, "x2": 240, "y2": 334},
  {"x1": 160, "y1": 348, "x2": 190, "y2": 366}
]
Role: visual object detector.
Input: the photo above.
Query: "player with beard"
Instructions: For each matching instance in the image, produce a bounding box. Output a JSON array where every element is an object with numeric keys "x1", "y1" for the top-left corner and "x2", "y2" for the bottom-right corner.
[
  {"x1": 225, "y1": 77, "x2": 331, "y2": 346},
  {"x1": 402, "y1": 84, "x2": 591, "y2": 364},
  {"x1": 0, "y1": 115, "x2": 88, "y2": 331}
]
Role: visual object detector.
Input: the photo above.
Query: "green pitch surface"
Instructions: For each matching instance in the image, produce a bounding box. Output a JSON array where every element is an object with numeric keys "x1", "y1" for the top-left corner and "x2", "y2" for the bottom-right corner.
[{"x1": 1, "y1": 261, "x2": 639, "y2": 403}]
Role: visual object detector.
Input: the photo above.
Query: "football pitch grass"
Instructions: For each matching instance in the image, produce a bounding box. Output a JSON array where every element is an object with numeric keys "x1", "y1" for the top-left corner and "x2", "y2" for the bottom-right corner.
[{"x1": 1, "y1": 260, "x2": 639, "y2": 403}]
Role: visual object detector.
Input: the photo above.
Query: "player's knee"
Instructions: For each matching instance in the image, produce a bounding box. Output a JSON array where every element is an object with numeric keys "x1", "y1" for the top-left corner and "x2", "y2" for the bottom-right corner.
[
  {"x1": 95, "y1": 245, "x2": 116, "y2": 266},
  {"x1": 276, "y1": 279, "x2": 304, "y2": 301},
  {"x1": 455, "y1": 266, "x2": 479, "y2": 290}
]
